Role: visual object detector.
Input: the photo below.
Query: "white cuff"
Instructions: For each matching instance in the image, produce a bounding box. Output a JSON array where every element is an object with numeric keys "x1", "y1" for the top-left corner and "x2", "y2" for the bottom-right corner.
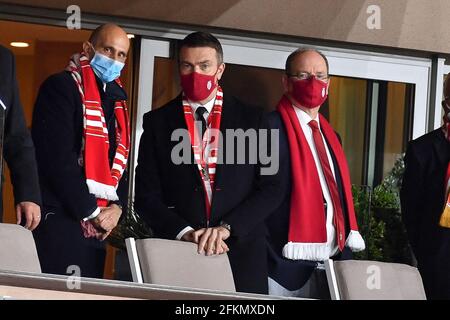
[
  {"x1": 176, "y1": 226, "x2": 194, "y2": 240},
  {"x1": 82, "y1": 207, "x2": 101, "y2": 222}
]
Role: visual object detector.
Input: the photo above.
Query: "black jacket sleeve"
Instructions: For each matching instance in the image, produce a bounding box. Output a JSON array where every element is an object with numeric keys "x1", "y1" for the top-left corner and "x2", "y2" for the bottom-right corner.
[
  {"x1": 134, "y1": 112, "x2": 192, "y2": 238},
  {"x1": 32, "y1": 74, "x2": 97, "y2": 220},
  {"x1": 221, "y1": 112, "x2": 288, "y2": 238},
  {"x1": 3, "y1": 49, "x2": 41, "y2": 206}
]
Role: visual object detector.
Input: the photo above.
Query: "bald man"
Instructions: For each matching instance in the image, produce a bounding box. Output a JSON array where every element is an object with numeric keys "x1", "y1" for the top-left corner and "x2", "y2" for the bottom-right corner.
[
  {"x1": 401, "y1": 75, "x2": 450, "y2": 299},
  {"x1": 32, "y1": 24, "x2": 131, "y2": 278},
  {"x1": 266, "y1": 48, "x2": 365, "y2": 298}
]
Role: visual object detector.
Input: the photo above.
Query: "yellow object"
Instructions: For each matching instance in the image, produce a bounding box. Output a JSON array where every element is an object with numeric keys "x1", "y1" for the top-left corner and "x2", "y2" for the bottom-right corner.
[{"x1": 439, "y1": 204, "x2": 450, "y2": 228}]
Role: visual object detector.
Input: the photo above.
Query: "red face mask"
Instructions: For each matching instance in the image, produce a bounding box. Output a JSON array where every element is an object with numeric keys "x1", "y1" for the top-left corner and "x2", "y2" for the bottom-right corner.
[
  {"x1": 180, "y1": 71, "x2": 217, "y2": 102},
  {"x1": 291, "y1": 76, "x2": 328, "y2": 109}
]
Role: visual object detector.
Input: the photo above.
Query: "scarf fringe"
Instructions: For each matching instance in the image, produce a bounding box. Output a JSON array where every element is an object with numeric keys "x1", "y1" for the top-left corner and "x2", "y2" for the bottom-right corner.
[
  {"x1": 282, "y1": 242, "x2": 329, "y2": 261},
  {"x1": 283, "y1": 231, "x2": 366, "y2": 261},
  {"x1": 86, "y1": 179, "x2": 119, "y2": 201},
  {"x1": 345, "y1": 230, "x2": 366, "y2": 252}
]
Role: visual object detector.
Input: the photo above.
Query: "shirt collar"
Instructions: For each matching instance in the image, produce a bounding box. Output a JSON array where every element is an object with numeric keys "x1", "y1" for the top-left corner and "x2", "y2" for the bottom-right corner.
[
  {"x1": 189, "y1": 96, "x2": 216, "y2": 115},
  {"x1": 292, "y1": 104, "x2": 320, "y2": 129}
]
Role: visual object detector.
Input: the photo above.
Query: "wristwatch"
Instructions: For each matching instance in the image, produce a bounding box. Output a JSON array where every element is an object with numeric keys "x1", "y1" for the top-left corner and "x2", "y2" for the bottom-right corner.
[{"x1": 220, "y1": 221, "x2": 231, "y2": 234}]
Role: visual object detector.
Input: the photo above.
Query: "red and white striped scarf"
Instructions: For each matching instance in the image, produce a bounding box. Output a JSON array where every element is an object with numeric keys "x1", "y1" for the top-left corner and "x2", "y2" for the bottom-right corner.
[
  {"x1": 66, "y1": 53, "x2": 130, "y2": 225},
  {"x1": 182, "y1": 87, "x2": 223, "y2": 223}
]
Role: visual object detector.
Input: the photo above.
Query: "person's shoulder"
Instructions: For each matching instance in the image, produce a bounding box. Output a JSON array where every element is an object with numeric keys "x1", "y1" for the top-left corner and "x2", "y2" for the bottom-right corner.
[
  {"x1": 223, "y1": 95, "x2": 265, "y2": 121},
  {"x1": 266, "y1": 110, "x2": 283, "y2": 128},
  {"x1": 143, "y1": 94, "x2": 181, "y2": 123},
  {"x1": 39, "y1": 71, "x2": 77, "y2": 92},
  {"x1": 42, "y1": 71, "x2": 74, "y2": 86},
  {"x1": 408, "y1": 128, "x2": 443, "y2": 150}
]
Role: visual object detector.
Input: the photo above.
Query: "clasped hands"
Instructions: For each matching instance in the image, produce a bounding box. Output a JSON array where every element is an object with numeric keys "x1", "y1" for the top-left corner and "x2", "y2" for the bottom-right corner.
[
  {"x1": 90, "y1": 204, "x2": 122, "y2": 240},
  {"x1": 181, "y1": 226, "x2": 231, "y2": 256}
]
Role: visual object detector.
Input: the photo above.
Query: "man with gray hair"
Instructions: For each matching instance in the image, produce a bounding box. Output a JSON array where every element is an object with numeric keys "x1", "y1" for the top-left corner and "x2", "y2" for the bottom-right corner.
[{"x1": 266, "y1": 48, "x2": 365, "y2": 298}]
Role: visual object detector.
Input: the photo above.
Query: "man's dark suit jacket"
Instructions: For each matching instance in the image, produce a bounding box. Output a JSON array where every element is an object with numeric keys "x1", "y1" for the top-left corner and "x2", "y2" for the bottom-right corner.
[
  {"x1": 135, "y1": 94, "x2": 284, "y2": 294},
  {"x1": 401, "y1": 128, "x2": 450, "y2": 299},
  {"x1": 0, "y1": 45, "x2": 41, "y2": 217},
  {"x1": 265, "y1": 111, "x2": 352, "y2": 293},
  {"x1": 31, "y1": 71, "x2": 128, "y2": 278}
]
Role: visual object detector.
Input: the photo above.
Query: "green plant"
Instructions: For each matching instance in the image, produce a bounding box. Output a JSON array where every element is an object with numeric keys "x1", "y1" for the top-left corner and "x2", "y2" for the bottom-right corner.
[
  {"x1": 352, "y1": 185, "x2": 385, "y2": 261},
  {"x1": 352, "y1": 155, "x2": 414, "y2": 264}
]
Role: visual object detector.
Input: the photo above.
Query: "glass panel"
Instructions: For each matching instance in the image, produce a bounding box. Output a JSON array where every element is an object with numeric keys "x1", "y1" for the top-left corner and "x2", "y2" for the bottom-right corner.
[
  {"x1": 383, "y1": 82, "x2": 407, "y2": 178},
  {"x1": 220, "y1": 64, "x2": 284, "y2": 112},
  {"x1": 152, "y1": 57, "x2": 179, "y2": 109},
  {"x1": 327, "y1": 76, "x2": 368, "y2": 185}
]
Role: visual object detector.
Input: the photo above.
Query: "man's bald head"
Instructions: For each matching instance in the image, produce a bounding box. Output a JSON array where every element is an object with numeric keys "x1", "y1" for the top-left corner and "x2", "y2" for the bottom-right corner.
[
  {"x1": 83, "y1": 23, "x2": 130, "y2": 63},
  {"x1": 89, "y1": 24, "x2": 128, "y2": 46}
]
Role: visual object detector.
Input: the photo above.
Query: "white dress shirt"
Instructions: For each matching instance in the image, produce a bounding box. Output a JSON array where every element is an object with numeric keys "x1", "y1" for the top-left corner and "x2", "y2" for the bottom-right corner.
[{"x1": 293, "y1": 105, "x2": 339, "y2": 257}]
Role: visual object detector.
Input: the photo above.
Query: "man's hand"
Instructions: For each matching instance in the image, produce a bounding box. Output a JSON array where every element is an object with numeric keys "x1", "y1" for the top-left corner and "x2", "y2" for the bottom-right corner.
[
  {"x1": 92, "y1": 204, "x2": 122, "y2": 240},
  {"x1": 181, "y1": 227, "x2": 230, "y2": 255},
  {"x1": 16, "y1": 201, "x2": 41, "y2": 231},
  {"x1": 181, "y1": 228, "x2": 206, "y2": 243},
  {"x1": 196, "y1": 227, "x2": 230, "y2": 256}
]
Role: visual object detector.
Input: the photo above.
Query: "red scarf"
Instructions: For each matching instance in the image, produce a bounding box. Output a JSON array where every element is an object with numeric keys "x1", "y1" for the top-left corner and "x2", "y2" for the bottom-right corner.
[
  {"x1": 277, "y1": 95, "x2": 365, "y2": 261},
  {"x1": 439, "y1": 101, "x2": 450, "y2": 227},
  {"x1": 182, "y1": 87, "x2": 223, "y2": 223},
  {"x1": 66, "y1": 54, "x2": 130, "y2": 236}
]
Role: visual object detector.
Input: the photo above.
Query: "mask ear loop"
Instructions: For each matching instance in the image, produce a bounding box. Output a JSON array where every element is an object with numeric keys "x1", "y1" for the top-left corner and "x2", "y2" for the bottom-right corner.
[{"x1": 85, "y1": 42, "x2": 97, "y2": 58}]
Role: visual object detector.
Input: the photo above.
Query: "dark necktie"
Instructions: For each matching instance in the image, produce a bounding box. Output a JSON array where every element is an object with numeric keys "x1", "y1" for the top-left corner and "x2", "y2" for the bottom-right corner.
[
  {"x1": 195, "y1": 106, "x2": 208, "y2": 138},
  {"x1": 308, "y1": 119, "x2": 346, "y2": 251}
]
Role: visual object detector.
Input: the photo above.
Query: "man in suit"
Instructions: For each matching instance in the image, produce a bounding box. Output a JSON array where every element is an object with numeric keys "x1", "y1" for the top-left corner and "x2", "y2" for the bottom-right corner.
[
  {"x1": 0, "y1": 45, "x2": 41, "y2": 230},
  {"x1": 32, "y1": 24, "x2": 130, "y2": 278},
  {"x1": 266, "y1": 49, "x2": 365, "y2": 298},
  {"x1": 135, "y1": 31, "x2": 283, "y2": 294},
  {"x1": 401, "y1": 75, "x2": 450, "y2": 299}
]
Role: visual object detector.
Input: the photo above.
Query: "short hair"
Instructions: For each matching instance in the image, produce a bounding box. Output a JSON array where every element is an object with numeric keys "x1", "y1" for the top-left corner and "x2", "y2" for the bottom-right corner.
[
  {"x1": 285, "y1": 48, "x2": 329, "y2": 75},
  {"x1": 179, "y1": 32, "x2": 223, "y2": 64}
]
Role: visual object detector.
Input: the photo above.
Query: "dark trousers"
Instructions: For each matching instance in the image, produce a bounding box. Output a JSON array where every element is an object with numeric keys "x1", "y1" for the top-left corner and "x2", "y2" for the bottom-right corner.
[{"x1": 33, "y1": 208, "x2": 106, "y2": 278}]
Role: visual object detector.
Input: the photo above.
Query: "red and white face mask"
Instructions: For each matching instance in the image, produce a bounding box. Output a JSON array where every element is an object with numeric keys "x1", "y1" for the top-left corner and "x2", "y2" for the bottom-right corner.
[
  {"x1": 291, "y1": 76, "x2": 328, "y2": 109},
  {"x1": 180, "y1": 71, "x2": 217, "y2": 102}
]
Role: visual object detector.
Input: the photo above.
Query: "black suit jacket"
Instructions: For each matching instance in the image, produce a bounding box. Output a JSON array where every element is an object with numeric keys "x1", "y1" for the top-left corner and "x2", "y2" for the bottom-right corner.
[
  {"x1": 400, "y1": 128, "x2": 450, "y2": 298},
  {"x1": 401, "y1": 128, "x2": 450, "y2": 255},
  {"x1": 31, "y1": 70, "x2": 129, "y2": 277},
  {"x1": 266, "y1": 111, "x2": 352, "y2": 291},
  {"x1": 135, "y1": 94, "x2": 284, "y2": 294},
  {"x1": 0, "y1": 45, "x2": 41, "y2": 215}
]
